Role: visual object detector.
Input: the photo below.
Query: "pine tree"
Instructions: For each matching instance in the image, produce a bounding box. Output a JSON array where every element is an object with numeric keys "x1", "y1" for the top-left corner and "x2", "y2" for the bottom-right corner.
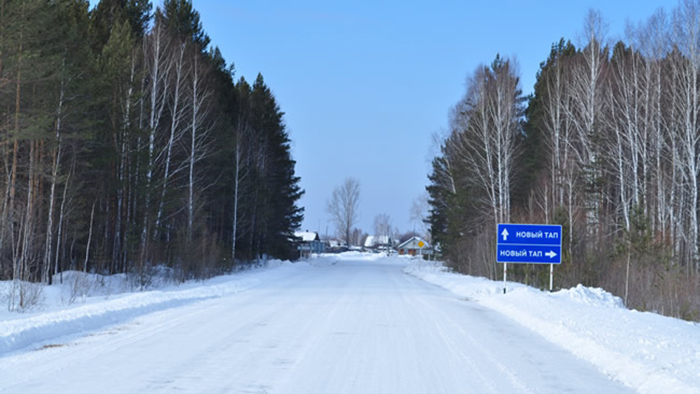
[
  {"x1": 162, "y1": 0, "x2": 210, "y2": 49},
  {"x1": 515, "y1": 39, "x2": 576, "y2": 215},
  {"x1": 0, "y1": 0, "x2": 306, "y2": 286},
  {"x1": 43, "y1": 0, "x2": 95, "y2": 283},
  {"x1": 249, "y1": 74, "x2": 304, "y2": 260},
  {"x1": 89, "y1": 0, "x2": 151, "y2": 53}
]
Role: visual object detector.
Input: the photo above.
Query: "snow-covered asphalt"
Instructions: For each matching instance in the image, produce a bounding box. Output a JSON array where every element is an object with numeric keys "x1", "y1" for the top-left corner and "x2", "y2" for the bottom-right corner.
[{"x1": 0, "y1": 256, "x2": 636, "y2": 393}]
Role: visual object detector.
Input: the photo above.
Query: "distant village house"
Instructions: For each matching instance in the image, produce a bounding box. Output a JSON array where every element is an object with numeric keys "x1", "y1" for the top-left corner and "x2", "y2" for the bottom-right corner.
[
  {"x1": 294, "y1": 231, "x2": 325, "y2": 258},
  {"x1": 363, "y1": 235, "x2": 395, "y2": 252},
  {"x1": 397, "y1": 236, "x2": 431, "y2": 256}
]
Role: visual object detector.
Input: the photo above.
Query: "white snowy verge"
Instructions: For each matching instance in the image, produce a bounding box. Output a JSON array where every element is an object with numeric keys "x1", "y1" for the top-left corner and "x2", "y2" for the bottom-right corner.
[
  {"x1": 0, "y1": 260, "x2": 306, "y2": 356},
  {"x1": 404, "y1": 260, "x2": 700, "y2": 394}
]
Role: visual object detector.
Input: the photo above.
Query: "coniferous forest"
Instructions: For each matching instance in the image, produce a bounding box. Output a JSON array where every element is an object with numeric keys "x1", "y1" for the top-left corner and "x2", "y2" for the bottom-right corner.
[
  {"x1": 0, "y1": 0, "x2": 304, "y2": 304},
  {"x1": 427, "y1": 6, "x2": 700, "y2": 321}
]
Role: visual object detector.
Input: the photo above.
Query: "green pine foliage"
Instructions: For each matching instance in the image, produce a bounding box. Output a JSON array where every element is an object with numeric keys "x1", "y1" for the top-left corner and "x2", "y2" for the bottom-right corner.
[
  {"x1": 162, "y1": 0, "x2": 210, "y2": 48},
  {"x1": 0, "y1": 0, "x2": 304, "y2": 284}
]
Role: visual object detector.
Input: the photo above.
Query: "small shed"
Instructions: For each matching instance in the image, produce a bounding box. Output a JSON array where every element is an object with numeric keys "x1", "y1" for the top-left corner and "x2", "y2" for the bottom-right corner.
[{"x1": 397, "y1": 236, "x2": 431, "y2": 256}]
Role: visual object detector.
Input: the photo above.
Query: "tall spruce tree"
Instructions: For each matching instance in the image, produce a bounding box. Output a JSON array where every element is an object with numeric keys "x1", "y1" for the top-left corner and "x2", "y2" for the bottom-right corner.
[
  {"x1": 89, "y1": 0, "x2": 151, "y2": 52},
  {"x1": 162, "y1": 0, "x2": 210, "y2": 49},
  {"x1": 515, "y1": 39, "x2": 577, "y2": 211},
  {"x1": 249, "y1": 74, "x2": 304, "y2": 260},
  {"x1": 201, "y1": 47, "x2": 237, "y2": 254}
]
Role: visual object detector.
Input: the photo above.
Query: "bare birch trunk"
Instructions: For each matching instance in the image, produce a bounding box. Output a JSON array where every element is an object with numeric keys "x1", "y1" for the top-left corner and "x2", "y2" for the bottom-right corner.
[
  {"x1": 20, "y1": 140, "x2": 36, "y2": 284},
  {"x1": 141, "y1": 19, "x2": 172, "y2": 264},
  {"x1": 84, "y1": 202, "x2": 96, "y2": 273},
  {"x1": 187, "y1": 51, "x2": 211, "y2": 242},
  {"x1": 113, "y1": 55, "x2": 136, "y2": 273},
  {"x1": 10, "y1": 25, "x2": 22, "y2": 282},
  {"x1": 232, "y1": 141, "x2": 245, "y2": 261},
  {"x1": 54, "y1": 157, "x2": 72, "y2": 281},
  {"x1": 154, "y1": 43, "x2": 187, "y2": 241},
  {"x1": 43, "y1": 57, "x2": 67, "y2": 284}
]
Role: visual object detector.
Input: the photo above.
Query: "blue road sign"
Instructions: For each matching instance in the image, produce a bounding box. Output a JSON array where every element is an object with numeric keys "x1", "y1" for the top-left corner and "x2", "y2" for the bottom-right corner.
[{"x1": 497, "y1": 224, "x2": 562, "y2": 264}]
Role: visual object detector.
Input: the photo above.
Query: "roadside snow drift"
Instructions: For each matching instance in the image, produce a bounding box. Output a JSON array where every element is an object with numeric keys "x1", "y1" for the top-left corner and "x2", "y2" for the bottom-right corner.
[
  {"x1": 405, "y1": 260, "x2": 700, "y2": 394},
  {"x1": 0, "y1": 261, "x2": 306, "y2": 355}
]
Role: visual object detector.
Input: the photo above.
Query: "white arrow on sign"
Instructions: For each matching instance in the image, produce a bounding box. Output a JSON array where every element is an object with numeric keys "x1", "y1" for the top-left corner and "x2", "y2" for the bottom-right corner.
[
  {"x1": 501, "y1": 229, "x2": 509, "y2": 241},
  {"x1": 545, "y1": 251, "x2": 557, "y2": 259}
]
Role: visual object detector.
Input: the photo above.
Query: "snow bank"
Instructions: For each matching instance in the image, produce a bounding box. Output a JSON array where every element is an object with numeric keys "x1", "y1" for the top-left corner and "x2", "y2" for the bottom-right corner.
[
  {"x1": 405, "y1": 260, "x2": 700, "y2": 394},
  {"x1": 0, "y1": 260, "x2": 307, "y2": 355}
]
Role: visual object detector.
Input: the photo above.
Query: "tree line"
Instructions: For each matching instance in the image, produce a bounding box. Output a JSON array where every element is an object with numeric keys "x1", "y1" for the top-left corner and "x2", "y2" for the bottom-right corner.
[
  {"x1": 0, "y1": 0, "x2": 303, "y2": 308},
  {"x1": 427, "y1": 3, "x2": 700, "y2": 321}
]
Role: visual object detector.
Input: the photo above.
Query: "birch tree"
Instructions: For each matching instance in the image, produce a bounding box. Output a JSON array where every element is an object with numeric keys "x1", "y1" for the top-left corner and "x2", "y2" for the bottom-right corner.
[
  {"x1": 140, "y1": 11, "x2": 172, "y2": 260},
  {"x1": 154, "y1": 41, "x2": 188, "y2": 240},
  {"x1": 454, "y1": 56, "x2": 523, "y2": 226},
  {"x1": 567, "y1": 10, "x2": 608, "y2": 236},
  {"x1": 636, "y1": 10, "x2": 670, "y2": 238},
  {"x1": 231, "y1": 78, "x2": 252, "y2": 261},
  {"x1": 374, "y1": 214, "x2": 392, "y2": 239},
  {"x1": 673, "y1": 0, "x2": 700, "y2": 272},
  {"x1": 607, "y1": 42, "x2": 643, "y2": 233},
  {"x1": 327, "y1": 178, "x2": 361, "y2": 246},
  {"x1": 42, "y1": 56, "x2": 67, "y2": 284},
  {"x1": 535, "y1": 40, "x2": 580, "y2": 248},
  {"x1": 186, "y1": 47, "x2": 212, "y2": 241}
]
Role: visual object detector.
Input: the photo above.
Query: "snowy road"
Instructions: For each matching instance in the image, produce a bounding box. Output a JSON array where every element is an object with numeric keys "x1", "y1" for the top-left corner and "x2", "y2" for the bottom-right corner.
[{"x1": 0, "y1": 257, "x2": 635, "y2": 393}]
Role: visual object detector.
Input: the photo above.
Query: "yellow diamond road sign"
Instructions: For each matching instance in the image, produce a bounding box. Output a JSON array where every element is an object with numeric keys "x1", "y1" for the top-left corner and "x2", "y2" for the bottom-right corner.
[{"x1": 417, "y1": 241, "x2": 425, "y2": 248}]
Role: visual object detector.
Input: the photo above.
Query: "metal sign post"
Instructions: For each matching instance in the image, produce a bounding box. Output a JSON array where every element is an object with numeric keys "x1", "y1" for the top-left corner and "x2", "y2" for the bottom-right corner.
[
  {"x1": 497, "y1": 223, "x2": 562, "y2": 293},
  {"x1": 549, "y1": 263, "x2": 554, "y2": 291}
]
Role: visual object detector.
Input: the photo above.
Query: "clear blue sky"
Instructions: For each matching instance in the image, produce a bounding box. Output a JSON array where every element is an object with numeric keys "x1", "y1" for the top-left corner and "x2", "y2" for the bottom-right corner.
[
  {"x1": 94, "y1": 0, "x2": 674, "y2": 237},
  {"x1": 194, "y1": 0, "x2": 674, "y2": 238}
]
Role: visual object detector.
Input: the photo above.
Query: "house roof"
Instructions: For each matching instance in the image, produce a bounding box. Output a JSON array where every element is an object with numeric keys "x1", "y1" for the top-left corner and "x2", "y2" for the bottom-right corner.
[
  {"x1": 294, "y1": 231, "x2": 319, "y2": 242},
  {"x1": 364, "y1": 235, "x2": 391, "y2": 248},
  {"x1": 397, "y1": 236, "x2": 430, "y2": 250}
]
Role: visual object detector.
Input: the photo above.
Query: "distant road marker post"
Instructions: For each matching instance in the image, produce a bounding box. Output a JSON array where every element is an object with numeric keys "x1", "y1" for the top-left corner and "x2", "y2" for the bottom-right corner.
[{"x1": 497, "y1": 224, "x2": 562, "y2": 294}]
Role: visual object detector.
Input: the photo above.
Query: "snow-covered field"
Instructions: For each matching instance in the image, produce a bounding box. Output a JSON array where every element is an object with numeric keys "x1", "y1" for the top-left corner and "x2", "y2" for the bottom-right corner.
[{"x1": 0, "y1": 253, "x2": 698, "y2": 393}]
